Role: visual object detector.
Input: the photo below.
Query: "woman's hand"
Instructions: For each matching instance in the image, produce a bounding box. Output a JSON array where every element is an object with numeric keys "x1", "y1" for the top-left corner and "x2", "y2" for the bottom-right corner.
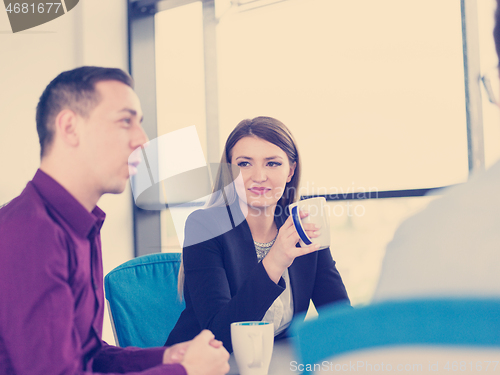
[{"x1": 262, "y1": 210, "x2": 321, "y2": 283}]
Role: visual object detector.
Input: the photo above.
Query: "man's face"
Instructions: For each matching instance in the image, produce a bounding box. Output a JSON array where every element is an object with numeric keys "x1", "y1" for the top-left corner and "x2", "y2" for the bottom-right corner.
[{"x1": 78, "y1": 80, "x2": 147, "y2": 196}]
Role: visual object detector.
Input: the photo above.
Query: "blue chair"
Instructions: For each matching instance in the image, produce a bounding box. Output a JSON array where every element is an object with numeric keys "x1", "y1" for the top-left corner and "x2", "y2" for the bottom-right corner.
[
  {"x1": 104, "y1": 252, "x2": 185, "y2": 348},
  {"x1": 291, "y1": 298, "x2": 500, "y2": 372}
]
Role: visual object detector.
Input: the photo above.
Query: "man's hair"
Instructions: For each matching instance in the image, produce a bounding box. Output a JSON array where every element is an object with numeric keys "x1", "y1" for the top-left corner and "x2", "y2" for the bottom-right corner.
[{"x1": 36, "y1": 66, "x2": 134, "y2": 157}]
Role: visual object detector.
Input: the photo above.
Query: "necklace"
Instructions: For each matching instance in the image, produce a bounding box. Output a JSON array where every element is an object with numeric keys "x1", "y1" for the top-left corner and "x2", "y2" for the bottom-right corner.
[{"x1": 254, "y1": 231, "x2": 278, "y2": 262}]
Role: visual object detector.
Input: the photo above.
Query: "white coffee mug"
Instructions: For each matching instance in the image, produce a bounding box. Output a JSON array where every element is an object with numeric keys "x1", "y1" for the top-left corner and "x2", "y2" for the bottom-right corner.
[
  {"x1": 230, "y1": 322, "x2": 274, "y2": 375},
  {"x1": 289, "y1": 197, "x2": 331, "y2": 250}
]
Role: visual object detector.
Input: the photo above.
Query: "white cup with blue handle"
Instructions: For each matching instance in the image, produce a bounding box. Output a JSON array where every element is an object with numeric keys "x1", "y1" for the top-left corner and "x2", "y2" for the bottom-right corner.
[
  {"x1": 289, "y1": 197, "x2": 331, "y2": 250},
  {"x1": 231, "y1": 321, "x2": 274, "y2": 375}
]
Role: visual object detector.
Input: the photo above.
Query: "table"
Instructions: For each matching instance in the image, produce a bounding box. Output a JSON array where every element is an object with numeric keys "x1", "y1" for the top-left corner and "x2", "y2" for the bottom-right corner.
[
  {"x1": 228, "y1": 342, "x2": 500, "y2": 375},
  {"x1": 228, "y1": 339, "x2": 300, "y2": 375}
]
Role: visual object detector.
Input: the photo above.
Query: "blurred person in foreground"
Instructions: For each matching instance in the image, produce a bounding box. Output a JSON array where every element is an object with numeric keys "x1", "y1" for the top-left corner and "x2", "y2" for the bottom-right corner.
[
  {"x1": 0, "y1": 66, "x2": 229, "y2": 375},
  {"x1": 372, "y1": 4, "x2": 500, "y2": 302}
]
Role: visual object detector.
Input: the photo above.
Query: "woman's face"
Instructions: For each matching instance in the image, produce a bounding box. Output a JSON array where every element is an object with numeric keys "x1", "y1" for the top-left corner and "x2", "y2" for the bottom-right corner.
[{"x1": 230, "y1": 136, "x2": 296, "y2": 211}]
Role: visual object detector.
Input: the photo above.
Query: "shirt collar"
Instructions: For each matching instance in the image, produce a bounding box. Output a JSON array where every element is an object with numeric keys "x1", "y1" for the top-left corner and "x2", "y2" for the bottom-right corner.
[{"x1": 31, "y1": 169, "x2": 106, "y2": 239}]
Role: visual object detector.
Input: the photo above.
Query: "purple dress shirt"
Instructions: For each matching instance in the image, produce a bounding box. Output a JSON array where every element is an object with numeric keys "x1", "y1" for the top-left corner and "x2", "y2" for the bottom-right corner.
[{"x1": 0, "y1": 170, "x2": 187, "y2": 375}]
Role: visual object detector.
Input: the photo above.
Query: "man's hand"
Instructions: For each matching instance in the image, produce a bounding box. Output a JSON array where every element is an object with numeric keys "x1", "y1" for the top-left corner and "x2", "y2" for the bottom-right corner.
[
  {"x1": 163, "y1": 332, "x2": 226, "y2": 365},
  {"x1": 163, "y1": 341, "x2": 190, "y2": 364},
  {"x1": 180, "y1": 330, "x2": 230, "y2": 375}
]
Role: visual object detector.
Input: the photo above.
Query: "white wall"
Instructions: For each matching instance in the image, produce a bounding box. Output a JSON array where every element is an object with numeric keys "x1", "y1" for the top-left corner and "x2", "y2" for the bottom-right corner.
[{"x1": 0, "y1": 0, "x2": 133, "y2": 345}]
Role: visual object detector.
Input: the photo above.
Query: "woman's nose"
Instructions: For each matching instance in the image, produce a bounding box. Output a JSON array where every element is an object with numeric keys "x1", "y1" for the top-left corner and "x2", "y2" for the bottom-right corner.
[{"x1": 252, "y1": 167, "x2": 267, "y2": 182}]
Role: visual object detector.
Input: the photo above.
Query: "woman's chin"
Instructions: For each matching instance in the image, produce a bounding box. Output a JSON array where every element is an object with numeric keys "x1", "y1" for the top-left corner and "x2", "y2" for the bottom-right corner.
[
  {"x1": 246, "y1": 200, "x2": 277, "y2": 212},
  {"x1": 238, "y1": 194, "x2": 278, "y2": 211}
]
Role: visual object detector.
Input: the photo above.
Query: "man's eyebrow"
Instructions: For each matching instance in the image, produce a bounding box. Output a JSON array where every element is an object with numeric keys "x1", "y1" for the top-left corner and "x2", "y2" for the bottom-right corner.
[{"x1": 119, "y1": 108, "x2": 137, "y2": 115}]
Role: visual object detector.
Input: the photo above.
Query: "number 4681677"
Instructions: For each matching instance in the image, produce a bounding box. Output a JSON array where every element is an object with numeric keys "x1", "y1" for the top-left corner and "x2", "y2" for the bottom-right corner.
[
  {"x1": 443, "y1": 361, "x2": 499, "y2": 372},
  {"x1": 5, "y1": 3, "x2": 62, "y2": 14}
]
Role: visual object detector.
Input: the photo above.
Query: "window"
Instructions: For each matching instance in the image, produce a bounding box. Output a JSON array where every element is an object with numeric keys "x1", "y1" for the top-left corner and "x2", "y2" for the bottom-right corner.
[
  {"x1": 130, "y1": 0, "x2": 488, "y2": 305},
  {"x1": 216, "y1": 0, "x2": 468, "y2": 192}
]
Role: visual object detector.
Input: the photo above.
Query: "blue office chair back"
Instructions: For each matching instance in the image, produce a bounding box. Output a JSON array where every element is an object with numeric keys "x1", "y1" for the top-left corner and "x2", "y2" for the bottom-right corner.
[
  {"x1": 291, "y1": 298, "x2": 500, "y2": 368},
  {"x1": 104, "y1": 252, "x2": 185, "y2": 348}
]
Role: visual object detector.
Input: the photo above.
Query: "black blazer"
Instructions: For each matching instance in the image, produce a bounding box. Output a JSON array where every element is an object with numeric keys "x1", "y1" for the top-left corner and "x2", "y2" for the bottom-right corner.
[{"x1": 165, "y1": 202, "x2": 349, "y2": 352}]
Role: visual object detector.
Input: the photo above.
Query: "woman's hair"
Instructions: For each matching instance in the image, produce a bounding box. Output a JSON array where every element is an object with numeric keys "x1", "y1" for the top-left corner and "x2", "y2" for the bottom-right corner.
[
  {"x1": 177, "y1": 116, "x2": 302, "y2": 297},
  {"x1": 207, "y1": 116, "x2": 301, "y2": 211}
]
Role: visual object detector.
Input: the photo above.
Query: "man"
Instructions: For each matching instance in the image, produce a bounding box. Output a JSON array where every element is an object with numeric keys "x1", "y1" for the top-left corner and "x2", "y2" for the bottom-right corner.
[
  {"x1": 372, "y1": 4, "x2": 500, "y2": 302},
  {"x1": 0, "y1": 67, "x2": 230, "y2": 375}
]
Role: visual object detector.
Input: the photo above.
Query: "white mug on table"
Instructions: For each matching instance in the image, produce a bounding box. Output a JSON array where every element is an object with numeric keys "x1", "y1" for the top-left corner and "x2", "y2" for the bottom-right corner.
[{"x1": 231, "y1": 321, "x2": 274, "y2": 375}]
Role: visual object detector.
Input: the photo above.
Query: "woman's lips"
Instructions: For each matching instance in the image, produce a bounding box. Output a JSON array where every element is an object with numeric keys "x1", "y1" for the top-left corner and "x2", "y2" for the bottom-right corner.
[{"x1": 249, "y1": 187, "x2": 271, "y2": 195}]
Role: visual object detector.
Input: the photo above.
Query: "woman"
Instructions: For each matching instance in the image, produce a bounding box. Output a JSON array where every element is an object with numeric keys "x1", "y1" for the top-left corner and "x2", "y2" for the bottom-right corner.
[{"x1": 165, "y1": 116, "x2": 349, "y2": 352}]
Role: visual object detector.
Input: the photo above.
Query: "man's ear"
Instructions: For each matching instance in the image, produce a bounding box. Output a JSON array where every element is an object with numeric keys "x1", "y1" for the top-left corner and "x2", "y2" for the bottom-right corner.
[
  {"x1": 287, "y1": 161, "x2": 297, "y2": 183},
  {"x1": 54, "y1": 109, "x2": 80, "y2": 147}
]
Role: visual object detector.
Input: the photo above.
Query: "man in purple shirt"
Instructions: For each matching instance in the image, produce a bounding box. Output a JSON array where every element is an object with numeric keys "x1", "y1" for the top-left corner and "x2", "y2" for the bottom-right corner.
[{"x1": 0, "y1": 67, "x2": 230, "y2": 375}]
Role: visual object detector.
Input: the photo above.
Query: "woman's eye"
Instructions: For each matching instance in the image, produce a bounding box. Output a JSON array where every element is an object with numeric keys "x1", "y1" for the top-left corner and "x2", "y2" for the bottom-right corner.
[
  {"x1": 121, "y1": 118, "x2": 132, "y2": 126},
  {"x1": 268, "y1": 161, "x2": 282, "y2": 167},
  {"x1": 237, "y1": 161, "x2": 250, "y2": 167}
]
